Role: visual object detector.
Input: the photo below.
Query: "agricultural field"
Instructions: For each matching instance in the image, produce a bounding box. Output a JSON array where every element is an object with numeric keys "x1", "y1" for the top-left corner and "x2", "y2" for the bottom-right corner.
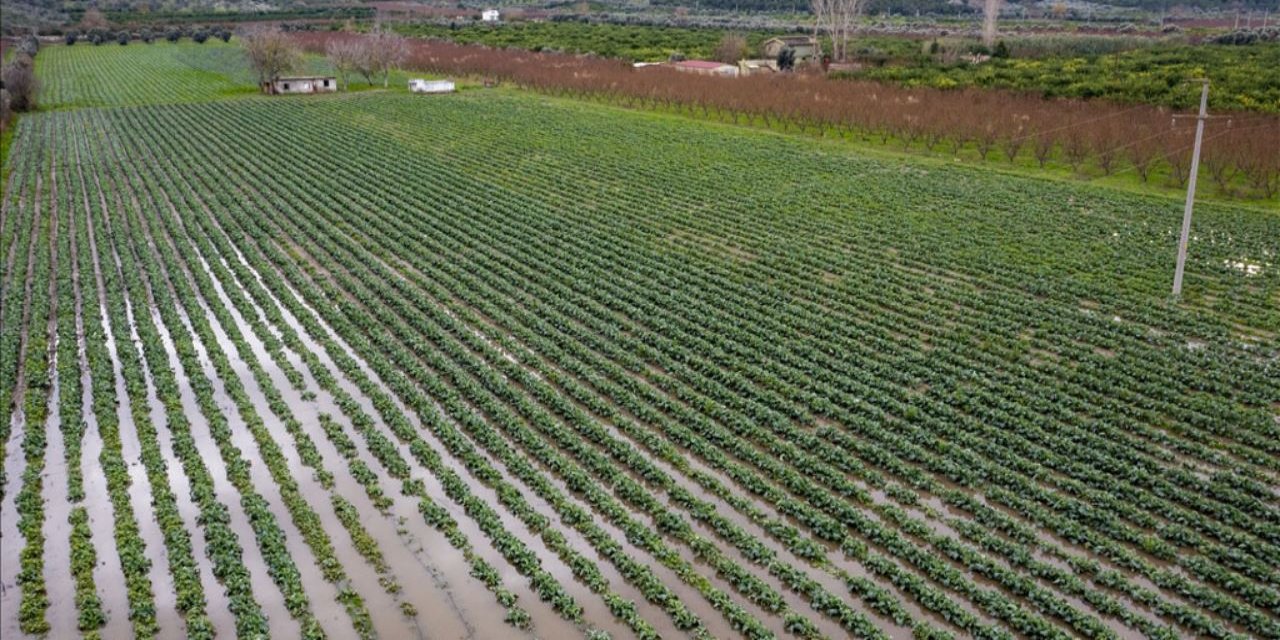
[
  {"x1": 2, "y1": 41, "x2": 1279, "y2": 640},
  {"x1": 33, "y1": 40, "x2": 413, "y2": 110}
]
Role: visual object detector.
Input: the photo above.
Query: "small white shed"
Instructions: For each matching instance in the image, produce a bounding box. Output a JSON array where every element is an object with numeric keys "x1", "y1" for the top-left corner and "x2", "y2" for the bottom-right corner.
[
  {"x1": 481, "y1": 8, "x2": 500, "y2": 21},
  {"x1": 263, "y1": 76, "x2": 337, "y2": 95},
  {"x1": 409, "y1": 79, "x2": 456, "y2": 94}
]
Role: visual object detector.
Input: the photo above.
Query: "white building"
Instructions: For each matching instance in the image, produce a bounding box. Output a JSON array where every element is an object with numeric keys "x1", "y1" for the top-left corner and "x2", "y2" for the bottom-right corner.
[
  {"x1": 672, "y1": 60, "x2": 739, "y2": 77},
  {"x1": 481, "y1": 8, "x2": 500, "y2": 21},
  {"x1": 410, "y1": 79, "x2": 456, "y2": 94},
  {"x1": 263, "y1": 76, "x2": 337, "y2": 95}
]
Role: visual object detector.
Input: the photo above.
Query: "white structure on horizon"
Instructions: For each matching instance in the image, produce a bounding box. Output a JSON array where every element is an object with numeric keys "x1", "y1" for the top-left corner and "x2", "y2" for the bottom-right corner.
[
  {"x1": 410, "y1": 79, "x2": 456, "y2": 94},
  {"x1": 482, "y1": 8, "x2": 500, "y2": 21}
]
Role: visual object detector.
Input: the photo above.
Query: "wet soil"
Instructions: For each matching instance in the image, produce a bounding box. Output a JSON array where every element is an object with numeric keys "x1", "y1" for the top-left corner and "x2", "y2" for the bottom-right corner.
[
  {"x1": 194, "y1": 205, "x2": 552, "y2": 640},
  {"x1": 147, "y1": 306, "x2": 301, "y2": 640},
  {"x1": 0, "y1": 413, "x2": 28, "y2": 638}
]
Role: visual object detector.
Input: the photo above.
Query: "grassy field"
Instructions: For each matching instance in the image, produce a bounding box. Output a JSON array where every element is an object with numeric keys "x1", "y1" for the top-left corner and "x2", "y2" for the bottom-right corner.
[
  {"x1": 2, "y1": 40, "x2": 1277, "y2": 640},
  {"x1": 34, "y1": 40, "x2": 424, "y2": 110}
]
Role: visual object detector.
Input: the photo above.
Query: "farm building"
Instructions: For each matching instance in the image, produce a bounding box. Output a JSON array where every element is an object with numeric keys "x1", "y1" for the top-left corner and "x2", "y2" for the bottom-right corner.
[
  {"x1": 761, "y1": 36, "x2": 818, "y2": 62},
  {"x1": 262, "y1": 76, "x2": 338, "y2": 95},
  {"x1": 482, "y1": 8, "x2": 500, "y2": 21},
  {"x1": 738, "y1": 59, "x2": 778, "y2": 76},
  {"x1": 410, "y1": 79, "x2": 456, "y2": 93},
  {"x1": 672, "y1": 60, "x2": 739, "y2": 77}
]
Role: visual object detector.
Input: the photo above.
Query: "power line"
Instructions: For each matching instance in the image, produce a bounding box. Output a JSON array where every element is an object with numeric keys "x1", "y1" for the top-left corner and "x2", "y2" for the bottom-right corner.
[{"x1": 1003, "y1": 103, "x2": 1150, "y2": 145}]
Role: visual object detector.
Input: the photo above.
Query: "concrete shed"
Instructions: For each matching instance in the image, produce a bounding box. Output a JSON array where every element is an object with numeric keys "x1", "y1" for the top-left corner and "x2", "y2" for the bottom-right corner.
[{"x1": 263, "y1": 76, "x2": 338, "y2": 95}]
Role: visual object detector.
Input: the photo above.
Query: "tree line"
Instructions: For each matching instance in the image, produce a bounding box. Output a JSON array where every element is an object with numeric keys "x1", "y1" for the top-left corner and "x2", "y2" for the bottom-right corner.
[{"x1": 293, "y1": 32, "x2": 1279, "y2": 200}]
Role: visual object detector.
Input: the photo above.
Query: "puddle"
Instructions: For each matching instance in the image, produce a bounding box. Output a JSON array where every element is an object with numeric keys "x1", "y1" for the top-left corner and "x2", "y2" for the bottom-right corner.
[{"x1": 0, "y1": 413, "x2": 29, "y2": 639}]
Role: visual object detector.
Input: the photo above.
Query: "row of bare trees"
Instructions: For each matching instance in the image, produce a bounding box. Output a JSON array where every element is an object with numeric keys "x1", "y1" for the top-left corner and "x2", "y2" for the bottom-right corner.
[
  {"x1": 293, "y1": 32, "x2": 1280, "y2": 200},
  {"x1": 241, "y1": 26, "x2": 408, "y2": 92},
  {"x1": 324, "y1": 29, "x2": 409, "y2": 89}
]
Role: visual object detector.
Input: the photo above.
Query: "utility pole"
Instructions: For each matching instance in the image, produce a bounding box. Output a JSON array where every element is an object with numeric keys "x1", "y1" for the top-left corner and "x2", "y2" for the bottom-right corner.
[
  {"x1": 1171, "y1": 79, "x2": 1208, "y2": 298},
  {"x1": 983, "y1": 0, "x2": 1001, "y2": 48}
]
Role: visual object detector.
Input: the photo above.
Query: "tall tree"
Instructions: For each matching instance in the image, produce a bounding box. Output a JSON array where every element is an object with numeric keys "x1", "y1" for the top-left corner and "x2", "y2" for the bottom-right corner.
[
  {"x1": 240, "y1": 27, "x2": 301, "y2": 89},
  {"x1": 79, "y1": 6, "x2": 109, "y2": 31},
  {"x1": 364, "y1": 29, "x2": 410, "y2": 88},
  {"x1": 811, "y1": 0, "x2": 866, "y2": 62},
  {"x1": 983, "y1": 0, "x2": 1001, "y2": 48},
  {"x1": 713, "y1": 33, "x2": 749, "y2": 63},
  {"x1": 325, "y1": 39, "x2": 362, "y2": 90}
]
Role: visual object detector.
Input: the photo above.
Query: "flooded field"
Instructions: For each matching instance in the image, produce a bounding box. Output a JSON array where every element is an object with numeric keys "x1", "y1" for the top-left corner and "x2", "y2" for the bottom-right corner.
[{"x1": 2, "y1": 41, "x2": 1278, "y2": 640}]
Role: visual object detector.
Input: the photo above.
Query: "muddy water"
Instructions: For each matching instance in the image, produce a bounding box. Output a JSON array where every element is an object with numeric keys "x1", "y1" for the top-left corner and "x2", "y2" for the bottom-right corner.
[
  {"x1": 42, "y1": 365, "x2": 82, "y2": 639},
  {"x1": 443, "y1": 412, "x2": 641, "y2": 640},
  {"x1": 150, "y1": 159, "x2": 537, "y2": 640},
  {"x1": 134, "y1": 338, "x2": 236, "y2": 640},
  {"x1": 127, "y1": 165, "x2": 368, "y2": 638},
  {"x1": 201, "y1": 226, "x2": 586, "y2": 640},
  {"x1": 105, "y1": 295, "x2": 185, "y2": 637},
  {"x1": 169, "y1": 292, "x2": 347, "y2": 639},
  {"x1": 218, "y1": 254, "x2": 530, "y2": 640},
  {"x1": 187, "y1": 250, "x2": 423, "y2": 640},
  {"x1": 494, "y1": 330, "x2": 910, "y2": 637},
  {"x1": 76, "y1": 335, "x2": 130, "y2": 640},
  {"x1": 4, "y1": 154, "x2": 48, "y2": 499},
  {"x1": 0, "y1": 413, "x2": 28, "y2": 639},
  {"x1": 146, "y1": 306, "x2": 301, "y2": 640},
  {"x1": 194, "y1": 211, "x2": 585, "y2": 638},
  {"x1": 64, "y1": 134, "x2": 132, "y2": 640},
  {"x1": 248, "y1": 299, "x2": 475, "y2": 640},
  {"x1": 89, "y1": 188, "x2": 183, "y2": 637}
]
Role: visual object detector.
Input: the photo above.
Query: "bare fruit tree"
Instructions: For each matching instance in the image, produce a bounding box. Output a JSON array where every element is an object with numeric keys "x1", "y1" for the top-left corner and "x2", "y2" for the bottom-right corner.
[
  {"x1": 364, "y1": 29, "x2": 410, "y2": 88},
  {"x1": 325, "y1": 39, "x2": 363, "y2": 90},
  {"x1": 240, "y1": 26, "x2": 301, "y2": 89},
  {"x1": 712, "y1": 33, "x2": 749, "y2": 64},
  {"x1": 811, "y1": 0, "x2": 866, "y2": 62}
]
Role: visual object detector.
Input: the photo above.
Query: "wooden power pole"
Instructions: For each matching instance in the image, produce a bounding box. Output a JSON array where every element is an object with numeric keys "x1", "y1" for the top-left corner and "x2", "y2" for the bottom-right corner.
[{"x1": 1171, "y1": 79, "x2": 1209, "y2": 298}]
